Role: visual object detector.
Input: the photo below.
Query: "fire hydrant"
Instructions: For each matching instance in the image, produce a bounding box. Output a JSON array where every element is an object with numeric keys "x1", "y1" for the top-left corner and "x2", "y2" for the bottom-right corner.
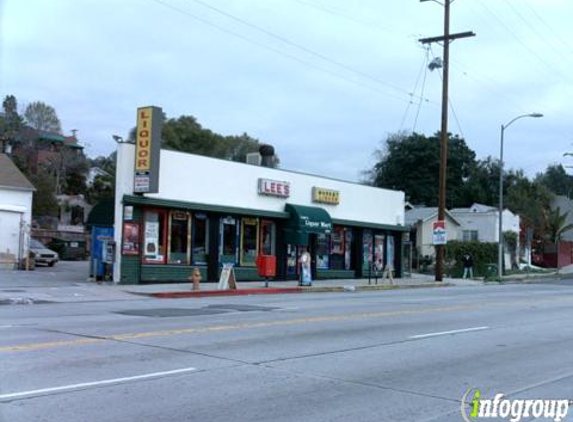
[{"x1": 190, "y1": 267, "x2": 202, "y2": 291}]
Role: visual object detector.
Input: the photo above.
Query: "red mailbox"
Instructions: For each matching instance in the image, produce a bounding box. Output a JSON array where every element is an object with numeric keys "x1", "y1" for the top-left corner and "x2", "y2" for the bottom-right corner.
[{"x1": 256, "y1": 255, "x2": 276, "y2": 278}]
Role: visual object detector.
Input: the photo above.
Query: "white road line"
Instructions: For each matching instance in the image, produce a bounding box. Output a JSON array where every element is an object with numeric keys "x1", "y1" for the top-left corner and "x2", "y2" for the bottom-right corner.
[
  {"x1": 0, "y1": 367, "x2": 197, "y2": 401},
  {"x1": 409, "y1": 326, "x2": 490, "y2": 340}
]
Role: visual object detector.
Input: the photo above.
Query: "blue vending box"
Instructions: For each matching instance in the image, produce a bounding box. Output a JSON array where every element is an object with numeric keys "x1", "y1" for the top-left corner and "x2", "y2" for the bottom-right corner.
[{"x1": 91, "y1": 226, "x2": 114, "y2": 280}]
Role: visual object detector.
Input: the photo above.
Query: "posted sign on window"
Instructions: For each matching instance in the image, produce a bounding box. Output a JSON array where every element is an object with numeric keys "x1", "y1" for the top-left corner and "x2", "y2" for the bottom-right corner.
[{"x1": 432, "y1": 220, "x2": 447, "y2": 245}]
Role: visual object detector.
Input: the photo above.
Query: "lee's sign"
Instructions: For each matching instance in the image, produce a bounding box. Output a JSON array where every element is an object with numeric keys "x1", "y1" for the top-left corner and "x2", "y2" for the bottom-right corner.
[
  {"x1": 134, "y1": 106, "x2": 162, "y2": 193},
  {"x1": 258, "y1": 178, "x2": 290, "y2": 198}
]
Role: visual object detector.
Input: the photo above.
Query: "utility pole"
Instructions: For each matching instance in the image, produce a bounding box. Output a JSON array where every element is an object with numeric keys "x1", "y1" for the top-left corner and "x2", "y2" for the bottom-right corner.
[{"x1": 419, "y1": 0, "x2": 475, "y2": 281}]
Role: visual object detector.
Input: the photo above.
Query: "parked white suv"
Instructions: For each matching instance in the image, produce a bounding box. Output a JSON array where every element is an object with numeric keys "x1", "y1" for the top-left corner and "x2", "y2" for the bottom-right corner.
[{"x1": 30, "y1": 239, "x2": 59, "y2": 267}]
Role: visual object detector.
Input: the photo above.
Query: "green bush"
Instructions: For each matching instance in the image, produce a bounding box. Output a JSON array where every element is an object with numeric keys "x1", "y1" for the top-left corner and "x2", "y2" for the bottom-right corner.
[{"x1": 445, "y1": 241, "x2": 498, "y2": 278}]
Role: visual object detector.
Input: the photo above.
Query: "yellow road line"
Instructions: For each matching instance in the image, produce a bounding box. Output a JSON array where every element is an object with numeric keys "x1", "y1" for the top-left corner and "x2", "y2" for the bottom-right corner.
[{"x1": 2, "y1": 296, "x2": 572, "y2": 353}]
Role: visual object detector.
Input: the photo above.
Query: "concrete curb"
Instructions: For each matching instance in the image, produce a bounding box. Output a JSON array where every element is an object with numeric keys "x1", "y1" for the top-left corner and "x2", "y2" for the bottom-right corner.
[
  {"x1": 483, "y1": 272, "x2": 568, "y2": 284},
  {"x1": 128, "y1": 282, "x2": 454, "y2": 299}
]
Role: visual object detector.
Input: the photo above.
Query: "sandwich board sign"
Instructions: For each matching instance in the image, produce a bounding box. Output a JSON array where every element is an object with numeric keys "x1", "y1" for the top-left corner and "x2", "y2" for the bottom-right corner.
[
  {"x1": 218, "y1": 263, "x2": 237, "y2": 290},
  {"x1": 432, "y1": 220, "x2": 447, "y2": 245}
]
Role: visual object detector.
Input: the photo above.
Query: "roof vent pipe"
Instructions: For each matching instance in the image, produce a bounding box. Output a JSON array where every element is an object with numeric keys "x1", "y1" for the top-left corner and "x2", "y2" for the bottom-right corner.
[{"x1": 259, "y1": 144, "x2": 275, "y2": 168}]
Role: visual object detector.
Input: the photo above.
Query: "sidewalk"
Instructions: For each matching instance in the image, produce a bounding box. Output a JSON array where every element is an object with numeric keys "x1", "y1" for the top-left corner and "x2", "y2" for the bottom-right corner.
[
  {"x1": 122, "y1": 273, "x2": 463, "y2": 298},
  {"x1": 0, "y1": 268, "x2": 466, "y2": 304},
  {"x1": 3, "y1": 262, "x2": 559, "y2": 305}
]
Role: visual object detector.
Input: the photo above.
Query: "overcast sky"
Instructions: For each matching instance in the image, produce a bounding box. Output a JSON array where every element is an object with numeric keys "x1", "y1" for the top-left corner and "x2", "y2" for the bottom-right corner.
[{"x1": 2, "y1": 0, "x2": 571, "y2": 182}]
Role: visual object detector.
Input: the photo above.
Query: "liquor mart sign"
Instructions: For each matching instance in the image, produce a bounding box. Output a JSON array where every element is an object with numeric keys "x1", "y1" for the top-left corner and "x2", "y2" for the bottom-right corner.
[
  {"x1": 258, "y1": 178, "x2": 290, "y2": 198},
  {"x1": 134, "y1": 106, "x2": 162, "y2": 193}
]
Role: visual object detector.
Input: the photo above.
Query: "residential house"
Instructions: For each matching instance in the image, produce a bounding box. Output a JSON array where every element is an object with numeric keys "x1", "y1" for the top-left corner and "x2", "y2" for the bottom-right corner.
[
  {"x1": 451, "y1": 203, "x2": 520, "y2": 268},
  {"x1": 87, "y1": 167, "x2": 112, "y2": 187},
  {"x1": 405, "y1": 206, "x2": 461, "y2": 259},
  {"x1": 14, "y1": 128, "x2": 84, "y2": 176},
  {"x1": 0, "y1": 154, "x2": 35, "y2": 269}
]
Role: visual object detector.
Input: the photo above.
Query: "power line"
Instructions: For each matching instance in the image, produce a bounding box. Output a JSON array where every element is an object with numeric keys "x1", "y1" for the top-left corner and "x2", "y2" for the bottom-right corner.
[
  {"x1": 149, "y1": 0, "x2": 419, "y2": 104},
  {"x1": 289, "y1": 0, "x2": 402, "y2": 36},
  {"x1": 501, "y1": 0, "x2": 573, "y2": 68},
  {"x1": 412, "y1": 47, "x2": 431, "y2": 133},
  {"x1": 183, "y1": 0, "x2": 429, "y2": 103},
  {"x1": 399, "y1": 46, "x2": 429, "y2": 132},
  {"x1": 471, "y1": 0, "x2": 573, "y2": 84},
  {"x1": 523, "y1": 0, "x2": 573, "y2": 54}
]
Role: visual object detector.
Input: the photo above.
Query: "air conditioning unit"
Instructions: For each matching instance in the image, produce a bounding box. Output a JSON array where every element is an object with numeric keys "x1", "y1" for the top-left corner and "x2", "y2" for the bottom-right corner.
[{"x1": 246, "y1": 152, "x2": 262, "y2": 166}]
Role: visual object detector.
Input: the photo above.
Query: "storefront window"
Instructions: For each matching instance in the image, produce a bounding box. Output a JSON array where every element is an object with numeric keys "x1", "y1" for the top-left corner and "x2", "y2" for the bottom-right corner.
[
  {"x1": 143, "y1": 210, "x2": 166, "y2": 263},
  {"x1": 344, "y1": 229, "x2": 353, "y2": 270},
  {"x1": 260, "y1": 220, "x2": 276, "y2": 256},
  {"x1": 362, "y1": 230, "x2": 373, "y2": 272},
  {"x1": 316, "y1": 234, "x2": 330, "y2": 269},
  {"x1": 240, "y1": 218, "x2": 259, "y2": 266},
  {"x1": 220, "y1": 217, "x2": 237, "y2": 264},
  {"x1": 330, "y1": 226, "x2": 345, "y2": 270},
  {"x1": 168, "y1": 211, "x2": 190, "y2": 265},
  {"x1": 192, "y1": 214, "x2": 208, "y2": 264},
  {"x1": 386, "y1": 235, "x2": 395, "y2": 269},
  {"x1": 374, "y1": 234, "x2": 385, "y2": 271}
]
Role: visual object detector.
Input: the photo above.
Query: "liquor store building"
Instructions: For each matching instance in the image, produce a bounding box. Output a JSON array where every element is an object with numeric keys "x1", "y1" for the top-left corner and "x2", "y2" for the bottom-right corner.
[{"x1": 113, "y1": 144, "x2": 406, "y2": 284}]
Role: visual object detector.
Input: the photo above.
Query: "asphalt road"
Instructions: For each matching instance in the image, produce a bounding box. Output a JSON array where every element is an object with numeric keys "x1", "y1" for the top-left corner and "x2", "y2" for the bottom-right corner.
[{"x1": 1, "y1": 280, "x2": 573, "y2": 422}]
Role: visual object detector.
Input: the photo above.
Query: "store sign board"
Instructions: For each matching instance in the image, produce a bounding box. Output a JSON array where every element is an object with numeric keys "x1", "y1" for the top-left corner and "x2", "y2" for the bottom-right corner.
[
  {"x1": 134, "y1": 106, "x2": 162, "y2": 193},
  {"x1": 258, "y1": 178, "x2": 290, "y2": 198},
  {"x1": 312, "y1": 187, "x2": 340, "y2": 205},
  {"x1": 432, "y1": 220, "x2": 447, "y2": 245},
  {"x1": 301, "y1": 216, "x2": 332, "y2": 231}
]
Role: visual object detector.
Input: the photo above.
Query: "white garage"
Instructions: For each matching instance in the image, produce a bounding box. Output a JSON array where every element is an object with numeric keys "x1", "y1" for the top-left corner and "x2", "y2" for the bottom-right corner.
[{"x1": 0, "y1": 154, "x2": 34, "y2": 270}]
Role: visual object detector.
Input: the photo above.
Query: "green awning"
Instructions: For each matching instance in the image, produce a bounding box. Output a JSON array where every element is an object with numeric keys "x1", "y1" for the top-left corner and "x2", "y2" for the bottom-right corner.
[
  {"x1": 284, "y1": 204, "x2": 332, "y2": 245},
  {"x1": 38, "y1": 132, "x2": 65, "y2": 143}
]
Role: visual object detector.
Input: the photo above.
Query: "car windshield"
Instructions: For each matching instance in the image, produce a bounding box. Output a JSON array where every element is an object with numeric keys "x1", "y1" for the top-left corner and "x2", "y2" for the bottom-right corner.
[{"x1": 30, "y1": 239, "x2": 46, "y2": 249}]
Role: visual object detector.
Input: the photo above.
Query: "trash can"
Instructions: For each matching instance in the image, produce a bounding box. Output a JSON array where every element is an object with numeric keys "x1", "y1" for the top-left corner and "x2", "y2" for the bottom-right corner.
[
  {"x1": 256, "y1": 255, "x2": 276, "y2": 278},
  {"x1": 484, "y1": 263, "x2": 499, "y2": 281}
]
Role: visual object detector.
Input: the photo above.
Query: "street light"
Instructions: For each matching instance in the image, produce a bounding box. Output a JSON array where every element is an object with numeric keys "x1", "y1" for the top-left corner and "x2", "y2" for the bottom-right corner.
[
  {"x1": 112, "y1": 135, "x2": 135, "y2": 144},
  {"x1": 498, "y1": 113, "x2": 543, "y2": 280}
]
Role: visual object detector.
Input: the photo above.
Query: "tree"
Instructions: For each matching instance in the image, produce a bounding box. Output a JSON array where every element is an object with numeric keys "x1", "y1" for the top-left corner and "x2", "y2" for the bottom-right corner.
[
  {"x1": 61, "y1": 148, "x2": 89, "y2": 195},
  {"x1": 545, "y1": 206, "x2": 573, "y2": 244},
  {"x1": 366, "y1": 131, "x2": 476, "y2": 207},
  {"x1": 505, "y1": 171, "x2": 552, "y2": 246},
  {"x1": 0, "y1": 95, "x2": 24, "y2": 151},
  {"x1": 24, "y1": 101, "x2": 62, "y2": 133},
  {"x1": 86, "y1": 152, "x2": 116, "y2": 204},
  {"x1": 30, "y1": 169, "x2": 58, "y2": 218},
  {"x1": 457, "y1": 157, "x2": 500, "y2": 207},
  {"x1": 129, "y1": 114, "x2": 271, "y2": 164},
  {"x1": 536, "y1": 164, "x2": 573, "y2": 197}
]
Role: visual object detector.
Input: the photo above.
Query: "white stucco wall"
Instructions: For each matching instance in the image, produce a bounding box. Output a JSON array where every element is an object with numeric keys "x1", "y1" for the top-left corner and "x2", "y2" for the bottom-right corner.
[
  {"x1": 114, "y1": 144, "x2": 406, "y2": 281},
  {"x1": 451, "y1": 209, "x2": 520, "y2": 243},
  {"x1": 0, "y1": 187, "x2": 33, "y2": 267}
]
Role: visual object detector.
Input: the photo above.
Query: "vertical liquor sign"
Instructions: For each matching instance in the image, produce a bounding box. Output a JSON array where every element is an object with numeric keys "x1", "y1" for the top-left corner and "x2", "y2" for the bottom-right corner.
[{"x1": 134, "y1": 106, "x2": 162, "y2": 193}]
